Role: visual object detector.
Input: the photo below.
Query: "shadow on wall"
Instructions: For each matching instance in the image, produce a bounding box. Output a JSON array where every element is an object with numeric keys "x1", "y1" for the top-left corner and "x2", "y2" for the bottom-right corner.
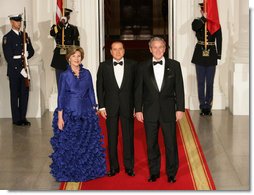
[
  {"x1": 0, "y1": 21, "x2": 9, "y2": 68},
  {"x1": 223, "y1": 9, "x2": 234, "y2": 103},
  {"x1": 32, "y1": 20, "x2": 55, "y2": 71},
  {"x1": 177, "y1": 16, "x2": 197, "y2": 107},
  {"x1": 37, "y1": 20, "x2": 56, "y2": 110}
]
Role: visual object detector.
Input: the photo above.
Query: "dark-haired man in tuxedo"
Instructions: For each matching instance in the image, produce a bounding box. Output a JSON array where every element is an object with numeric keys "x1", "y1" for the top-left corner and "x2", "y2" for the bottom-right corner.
[
  {"x1": 96, "y1": 41, "x2": 136, "y2": 177},
  {"x1": 135, "y1": 37, "x2": 185, "y2": 183}
]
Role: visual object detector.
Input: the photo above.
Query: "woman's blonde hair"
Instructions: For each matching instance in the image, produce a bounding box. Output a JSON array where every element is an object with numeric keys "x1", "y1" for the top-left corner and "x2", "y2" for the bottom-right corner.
[{"x1": 65, "y1": 46, "x2": 84, "y2": 61}]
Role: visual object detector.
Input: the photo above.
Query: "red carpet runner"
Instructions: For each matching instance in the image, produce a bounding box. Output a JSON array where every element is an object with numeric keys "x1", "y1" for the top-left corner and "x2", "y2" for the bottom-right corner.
[{"x1": 59, "y1": 109, "x2": 215, "y2": 190}]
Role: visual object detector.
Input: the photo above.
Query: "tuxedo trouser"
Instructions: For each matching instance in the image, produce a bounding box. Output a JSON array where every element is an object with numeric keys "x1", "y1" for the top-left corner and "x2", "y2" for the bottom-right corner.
[
  {"x1": 106, "y1": 115, "x2": 134, "y2": 170},
  {"x1": 9, "y1": 75, "x2": 29, "y2": 123},
  {"x1": 144, "y1": 120, "x2": 178, "y2": 177}
]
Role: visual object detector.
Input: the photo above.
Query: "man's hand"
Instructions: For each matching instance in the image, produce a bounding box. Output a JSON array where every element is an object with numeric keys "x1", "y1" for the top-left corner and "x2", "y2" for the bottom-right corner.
[
  {"x1": 135, "y1": 112, "x2": 144, "y2": 123},
  {"x1": 176, "y1": 111, "x2": 184, "y2": 122},
  {"x1": 99, "y1": 109, "x2": 107, "y2": 119}
]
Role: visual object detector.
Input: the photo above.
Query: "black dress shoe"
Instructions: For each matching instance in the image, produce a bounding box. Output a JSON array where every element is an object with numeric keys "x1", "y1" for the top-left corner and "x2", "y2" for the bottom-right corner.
[
  {"x1": 148, "y1": 174, "x2": 160, "y2": 182},
  {"x1": 168, "y1": 176, "x2": 176, "y2": 183},
  {"x1": 22, "y1": 119, "x2": 31, "y2": 126},
  {"x1": 13, "y1": 121, "x2": 23, "y2": 126},
  {"x1": 200, "y1": 109, "x2": 205, "y2": 116},
  {"x1": 107, "y1": 168, "x2": 120, "y2": 177},
  {"x1": 125, "y1": 168, "x2": 135, "y2": 176},
  {"x1": 202, "y1": 108, "x2": 212, "y2": 116},
  {"x1": 205, "y1": 110, "x2": 212, "y2": 116}
]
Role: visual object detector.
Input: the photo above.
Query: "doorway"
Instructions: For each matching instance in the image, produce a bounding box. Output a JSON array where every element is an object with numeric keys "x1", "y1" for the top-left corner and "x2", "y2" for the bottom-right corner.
[{"x1": 103, "y1": 0, "x2": 169, "y2": 61}]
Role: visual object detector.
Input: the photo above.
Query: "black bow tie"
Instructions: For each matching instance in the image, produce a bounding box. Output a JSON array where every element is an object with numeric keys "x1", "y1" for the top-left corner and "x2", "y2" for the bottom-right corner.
[
  {"x1": 153, "y1": 60, "x2": 163, "y2": 65},
  {"x1": 113, "y1": 61, "x2": 123, "y2": 66}
]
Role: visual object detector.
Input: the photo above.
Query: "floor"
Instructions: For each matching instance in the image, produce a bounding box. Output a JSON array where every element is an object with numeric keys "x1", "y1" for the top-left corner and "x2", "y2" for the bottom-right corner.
[{"x1": 0, "y1": 109, "x2": 249, "y2": 190}]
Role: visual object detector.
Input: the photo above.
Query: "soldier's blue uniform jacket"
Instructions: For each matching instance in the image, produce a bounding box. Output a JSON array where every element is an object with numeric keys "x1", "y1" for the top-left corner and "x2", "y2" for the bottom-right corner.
[
  {"x1": 2, "y1": 30, "x2": 34, "y2": 76},
  {"x1": 191, "y1": 16, "x2": 222, "y2": 66},
  {"x1": 191, "y1": 13, "x2": 222, "y2": 115}
]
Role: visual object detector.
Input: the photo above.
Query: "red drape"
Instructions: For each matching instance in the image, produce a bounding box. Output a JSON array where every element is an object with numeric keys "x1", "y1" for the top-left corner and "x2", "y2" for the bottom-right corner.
[{"x1": 205, "y1": 0, "x2": 221, "y2": 35}]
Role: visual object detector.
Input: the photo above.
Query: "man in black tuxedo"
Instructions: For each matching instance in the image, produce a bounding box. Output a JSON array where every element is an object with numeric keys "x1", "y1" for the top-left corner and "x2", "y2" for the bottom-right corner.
[
  {"x1": 135, "y1": 37, "x2": 185, "y2": 183},
  {"x1": 96, "y1": 41, "x2": 136, "y2": 177}
]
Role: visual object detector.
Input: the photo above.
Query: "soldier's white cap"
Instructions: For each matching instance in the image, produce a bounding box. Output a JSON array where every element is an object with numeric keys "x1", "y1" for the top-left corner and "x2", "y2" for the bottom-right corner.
[{"x1": 8, "y1": 14, "x2": 23, "y2": 21}]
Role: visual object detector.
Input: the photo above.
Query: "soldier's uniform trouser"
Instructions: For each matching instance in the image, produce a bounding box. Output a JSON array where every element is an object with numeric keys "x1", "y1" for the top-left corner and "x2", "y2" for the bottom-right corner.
[
  {"x1": 195, "y1": 64, "x2": 216, "y2": 110},
  {"x1": 9, "y1": 74, "x2": 29, "y2": 123}
]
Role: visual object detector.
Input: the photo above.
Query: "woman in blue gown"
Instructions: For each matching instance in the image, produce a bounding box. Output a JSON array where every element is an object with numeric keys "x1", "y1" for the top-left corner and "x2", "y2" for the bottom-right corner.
[{"x1": 49, "y1": 46, "x2": 106, "y2": 182}]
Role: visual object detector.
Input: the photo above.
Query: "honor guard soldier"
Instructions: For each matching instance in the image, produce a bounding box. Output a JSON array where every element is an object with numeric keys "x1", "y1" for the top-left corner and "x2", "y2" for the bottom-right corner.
[
  {"x1": 50, "y1": 8, "x2": 80, "y2": 86},
  {"x1": 191, "y1": 3, "x2": 222, "y2": 116},
  {"x1": 2, "y1": 14, "x2": 34, "y2": 126}
]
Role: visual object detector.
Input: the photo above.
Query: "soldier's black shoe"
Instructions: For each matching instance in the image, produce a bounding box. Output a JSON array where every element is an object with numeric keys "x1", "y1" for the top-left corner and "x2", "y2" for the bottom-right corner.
[
  {"x1": 203, "y1": 109, "x2": 212, "y2": 116},
  {"x1": 206, "y1": 111, "x2": 212, "y2": 116},
  {"x1": 13, "y1": 121, "x2": 23, "y2": 126},
  {"x1": 200, "y1": 109, "x2": 205, "y2": 116},
  {"x1": 22, "y1": 119, "x2": 31, "y2": 126}
]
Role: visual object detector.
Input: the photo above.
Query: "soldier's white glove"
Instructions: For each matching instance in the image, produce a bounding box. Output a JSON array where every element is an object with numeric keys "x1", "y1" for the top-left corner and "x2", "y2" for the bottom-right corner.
[
  {"x1": 60, "y1": 17, "x2": 67, "y2": 23},
  {"x1": 22, "y1": 52, "x2": 28, "y2": 58},
  {"x1": 20, "y1": 68, "x2": 28, "y2": 78},
  {"x1": 217, "y1": 59, "x2": 222, "y2": 66}
]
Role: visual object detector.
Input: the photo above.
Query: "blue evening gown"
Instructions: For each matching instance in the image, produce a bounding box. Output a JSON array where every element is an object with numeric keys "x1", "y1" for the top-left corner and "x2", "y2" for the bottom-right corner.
[{"x1": 49, "y1": 65, "x2": 106, "y2": 182}]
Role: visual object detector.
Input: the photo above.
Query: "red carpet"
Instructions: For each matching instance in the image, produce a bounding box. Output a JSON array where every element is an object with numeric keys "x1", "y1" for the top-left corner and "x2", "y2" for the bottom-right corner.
[{"x1": 59, "y1": 109, "x2": 215, "y2": 190}]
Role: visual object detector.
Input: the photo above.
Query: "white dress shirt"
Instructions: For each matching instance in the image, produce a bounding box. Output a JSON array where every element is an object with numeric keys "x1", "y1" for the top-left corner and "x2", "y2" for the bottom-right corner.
[
  {"x1": 12, "y1": 29, "x2": 20, "y2": 36},
  {"x1": 113, "y1": 58, "x2": 124, "y2": 88},
  {"x1": 153, "y1": 57, "x2": 165, "y2": 91}
]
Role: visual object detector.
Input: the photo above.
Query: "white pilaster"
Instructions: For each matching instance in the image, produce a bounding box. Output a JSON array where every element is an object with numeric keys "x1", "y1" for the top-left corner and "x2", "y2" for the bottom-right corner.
[
  {"x1": 26, "y1": 58, "x2": 46, "y2": 117},
  {"x1": 229, "y1": 0, "x2": 249, "y2": 115},
  {"x1": 171, "y1": 0, "x2": 194, "y2": 109}
]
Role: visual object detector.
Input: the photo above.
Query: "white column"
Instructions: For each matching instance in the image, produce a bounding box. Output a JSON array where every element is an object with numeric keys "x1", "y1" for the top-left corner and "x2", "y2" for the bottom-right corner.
[
  {"x1": 171, "y1": 0, "x2": 195, "y2": 109},
  {"x1": 67, "y1": 0, "x2": 100, "y2": 93},
  {"x1": 78, "y1": 0, "x2": 100, "y2": 86},
  {"x1": 229, "y1": 0, "x2": 249, "y2": 115}
]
